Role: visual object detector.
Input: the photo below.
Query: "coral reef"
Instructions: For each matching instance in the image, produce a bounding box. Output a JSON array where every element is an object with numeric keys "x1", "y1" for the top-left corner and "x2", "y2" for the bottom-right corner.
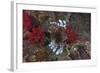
[{"x1": 23, "y1": 10, "x2": 91, "y2": 62}]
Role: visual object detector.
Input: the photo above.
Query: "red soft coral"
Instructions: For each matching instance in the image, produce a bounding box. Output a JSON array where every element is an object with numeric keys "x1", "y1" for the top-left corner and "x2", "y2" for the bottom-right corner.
[
  {"x1": 65, "y1": 25, "x2": 79, "y2": 43},
  {"x1": 23, "y1": 11, "x2": 32, "y2": 31},
  {"x1": 27, "y1": 26, "x2": 45, "y2": 45}
]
